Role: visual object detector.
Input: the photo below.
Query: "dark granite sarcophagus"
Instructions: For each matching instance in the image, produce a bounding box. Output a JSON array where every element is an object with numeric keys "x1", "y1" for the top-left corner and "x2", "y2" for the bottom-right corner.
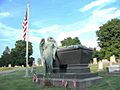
[
  {"x1": 53, "y1": 45, "x2": 93, "y2": 73},
  {"x1": 56, "y1": 45, "x2": 93, "y2": 65}
]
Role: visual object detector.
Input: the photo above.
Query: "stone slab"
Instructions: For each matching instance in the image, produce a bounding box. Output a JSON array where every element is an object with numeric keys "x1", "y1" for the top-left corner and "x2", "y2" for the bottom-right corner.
[
  {"x1": 53, "y1": 67, "x2": 90, "y2": 73},
  {"x1": 37, "y1": 76, "x2": 102, "y2": 90},
  {"x1": 108, "y1": 65, "x2": 120, "y2": 72},
  {"x1": 37, "y1": 72, "x2": 98, "y2": 79}
]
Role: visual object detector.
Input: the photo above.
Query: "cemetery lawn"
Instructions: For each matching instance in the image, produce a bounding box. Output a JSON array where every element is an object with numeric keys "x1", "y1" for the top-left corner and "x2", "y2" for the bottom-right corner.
[
  {"x1": 0, "y1": 66, "x2": 120, "y2": 90},
  {"x1": 88, "y1": 64, "x2": 120, "y2": 90},
  {"x1": 0, "y1": 67, "x2": 64, "y2": 90},
  {"x1": 88, "y1": 71, "x2": 120, "y2": 90}
]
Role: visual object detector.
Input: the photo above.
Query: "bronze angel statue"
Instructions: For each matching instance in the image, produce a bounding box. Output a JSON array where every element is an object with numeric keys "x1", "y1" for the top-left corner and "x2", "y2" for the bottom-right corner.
[{"x1": 39, "y1": 37, "x2": 57, "y2": 77}]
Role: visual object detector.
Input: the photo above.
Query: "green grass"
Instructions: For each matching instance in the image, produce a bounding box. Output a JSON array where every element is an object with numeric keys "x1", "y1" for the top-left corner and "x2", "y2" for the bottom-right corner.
[
  {"x1": 0, "y1": 66, "x2": 120, "y2": 90},
  {"x1": 0, "y1": 67, "x2": 64, "y2": 90},
  {"x1": 88, "y1": 64, "x2": 120, "y2": 90},
  {"x1": 87, "y1": 71, "x2": 120, "y2": 90},
  {"x1": 89, "y1": 64, "x2": 98, "y2": 72}
]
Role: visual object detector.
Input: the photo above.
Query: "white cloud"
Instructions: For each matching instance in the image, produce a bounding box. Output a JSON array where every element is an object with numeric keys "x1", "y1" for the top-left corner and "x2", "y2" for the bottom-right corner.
[
  {"x1": 92, "y1": 7, "x2": 116, "y2": 18},
  {"x1": 34, "y1": 24, "x2": 61, "y2": 34},
  {"x1": 80, "y1": 39, "x2": 98, "y2": 48},
  {"x1": 56, "y1": 6, "x2": 120, "y2": 47},
  {"x1": 80, "y1": 0, "x2": 116, "y2": 12},
  {"x1": 29, "y1": 36, "x2": 41, "y2": 44},
  {"x1": 31, "y1": 6, "x2": 120, "y2": 47},
  {"x1": 91, "y1": 7, "x2": 120, "y2": 24},
  {"x1": 0, "y1": 23, "x2": 21, "y2": 40},
  {"x1": 0, "y1": 12, "x2": 10, "y2": 17},
  {"x1": 0, "y1": 23, "x2": 22, "y2": 56}
]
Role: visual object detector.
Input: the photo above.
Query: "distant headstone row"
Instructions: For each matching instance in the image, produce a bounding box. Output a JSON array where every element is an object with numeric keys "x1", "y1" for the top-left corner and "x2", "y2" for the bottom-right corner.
[{"x1": 92, "y1": 55, "x2": 120, "y2": 72}]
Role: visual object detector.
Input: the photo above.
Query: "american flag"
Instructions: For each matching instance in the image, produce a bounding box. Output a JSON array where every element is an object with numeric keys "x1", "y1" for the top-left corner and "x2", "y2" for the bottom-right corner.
[
  {"x1": 22, "y1": 8, "x2": 28, "y2": 40},
  {"x1": 62, "y1": 80, "x2": 68, "y2": 88},
  {"x1": 73, "y1": 80, "x2": 76, "y2": 88},
  {"x1": 32, "y1": 73, "x2": 37, "y2": 82}
]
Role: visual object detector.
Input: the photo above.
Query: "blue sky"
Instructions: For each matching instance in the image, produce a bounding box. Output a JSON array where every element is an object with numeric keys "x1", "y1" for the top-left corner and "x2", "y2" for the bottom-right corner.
[{"x1": 0, "y1": 0, "x2": 120, "y2": 61}]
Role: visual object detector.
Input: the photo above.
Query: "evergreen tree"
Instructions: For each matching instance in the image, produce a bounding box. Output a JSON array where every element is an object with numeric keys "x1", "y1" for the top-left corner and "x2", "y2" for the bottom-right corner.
[
  {"x1": 0, "y1": 46, "x2": 10, "y2": 67},
  {"x1": 10, "y1": 40, "x2": 33, "y2": 66}
]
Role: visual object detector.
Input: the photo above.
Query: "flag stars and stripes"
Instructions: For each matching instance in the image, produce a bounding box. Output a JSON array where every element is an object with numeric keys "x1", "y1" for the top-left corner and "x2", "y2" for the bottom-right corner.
[{"x1": 22, "y1": 10, "x2": 28, "y2": 40}]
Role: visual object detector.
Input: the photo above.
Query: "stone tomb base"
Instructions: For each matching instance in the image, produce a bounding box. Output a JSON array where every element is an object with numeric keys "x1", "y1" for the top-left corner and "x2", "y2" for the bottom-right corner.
[
  {"x1": 37, "y1": 76, "x2": 102, "y2": 90},
  {"x1": 37, "y1": 64, "x2": 102, "y2": 90}
]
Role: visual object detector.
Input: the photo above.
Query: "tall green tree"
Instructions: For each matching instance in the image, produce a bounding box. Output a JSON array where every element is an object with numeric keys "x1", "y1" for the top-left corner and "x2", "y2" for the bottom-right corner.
[
  {"x1": 96, "y1": 18, "x2": 120, "y2": 59},
  {"x1": 0, "y1": 46, "x2": 10, "y2": 67},
  {"x1": 61, "y1": 37, "x2": 81, "y2": 46},
  {"x1": 10, "y1": 40, "x2": 33, "y2": 66}
]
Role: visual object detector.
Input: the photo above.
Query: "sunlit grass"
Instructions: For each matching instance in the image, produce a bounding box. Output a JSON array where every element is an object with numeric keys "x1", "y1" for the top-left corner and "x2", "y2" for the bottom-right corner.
[
  {"x1": 87, "y1": 70, "x2": 120, "y2": 90},
  {"x1": 0, "y1": 67, "x2": 14, "y2": 71},
  {"x1": 0, "y1": 66, "x2": 120, "y2": 90},
  {"x1": 89, "y1": 64, "x2": 98, "y2": 72},
  {"x1": 0, "y1": 67, "x2": 64, "y2": 90}
]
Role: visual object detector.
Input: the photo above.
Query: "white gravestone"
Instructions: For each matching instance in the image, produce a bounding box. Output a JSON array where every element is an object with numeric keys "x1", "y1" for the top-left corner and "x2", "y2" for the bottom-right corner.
[
  {"x1": 98, "y1": 60, "x2": 103, "y2": 70},
  {"x1": 102, "y1": 59, "x2": 109, "y2": 65},
  {"x1": 109, "y1": 60, "x2": 113, "y2": 66},
  {"x1": 31, "y1": 61, "x2": 36, "y2": 73},
  {"x1": 93, "y1": 58, "x2": 97, "y2": 64},
  {"x1": 15, "y1": 65, "x2": 18, "y2": 67},
  {"x1": 8, "y1": 64, "x2": 11, "y2": 67},
  {"x1": 110, "y1": 55, "x2": 116, "y2": 64}
]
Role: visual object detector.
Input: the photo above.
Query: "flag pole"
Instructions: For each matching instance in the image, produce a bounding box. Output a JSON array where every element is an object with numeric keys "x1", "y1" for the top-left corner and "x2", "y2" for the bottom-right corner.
[{"x1": 25, "y1": 0, "x2": 30, "y2": 77}]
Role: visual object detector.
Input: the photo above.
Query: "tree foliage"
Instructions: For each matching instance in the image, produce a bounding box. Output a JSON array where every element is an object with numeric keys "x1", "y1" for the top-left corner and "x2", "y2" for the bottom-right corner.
[
  {"x1": 0, "y1": 40, "x2": 34, "y2": 67},
  {"x1": 96, "y1": 18, "x2": 120, "y2": 59},
  {"x1": 61, "y1": 37, "x2": 81, "y2": 46},
  {"x1": 92, "y1": 48, "x2": 104, "y2": 61},
  {"x1": 0, "y1": 46, "x2": 10, "y2": 67}
]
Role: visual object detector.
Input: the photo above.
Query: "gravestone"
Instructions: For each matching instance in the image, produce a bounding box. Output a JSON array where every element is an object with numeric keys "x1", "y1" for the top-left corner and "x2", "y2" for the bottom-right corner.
[
  {"x1": 37, "y1": 45, "x2": 102, "y2": 90},
  {"x1": 8, "y1": 64, "x2": 11, "y2": 67},
  {"x1": 108, "y1": 56, "x2": 120, "y2": 75},
  {"x1": 98, "y1": 60, "x2": 103, "y2": 70},
  {"x1": 102, "y1": 59, "x2": 109, "y2": 66},
  {"x1": 15, "y1": 65, "x2": 18, "y2": 67},
  {"x1": 93, "y1": 58, "x2": 97, "y2": 64},
  {"x1": 108, "y1": 65, "x2": 120, "y2": 73},
  {"x1": 31, "y1": 61, "x2": 36, "y2": 74},
  {"x1": 110, "y1": 55, "x2": 116, "y2": 64}
]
